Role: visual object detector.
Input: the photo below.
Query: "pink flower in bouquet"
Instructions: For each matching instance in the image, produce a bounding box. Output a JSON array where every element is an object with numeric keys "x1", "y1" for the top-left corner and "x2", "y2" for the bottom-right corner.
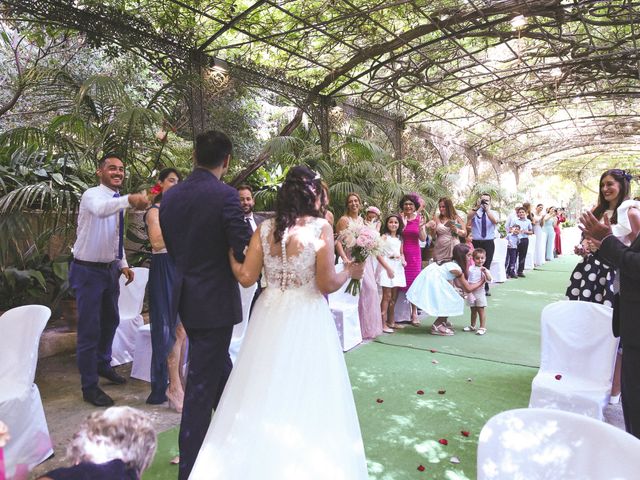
[{"x1": 340, "y1": 220, "x2": 382, "y2": 295}]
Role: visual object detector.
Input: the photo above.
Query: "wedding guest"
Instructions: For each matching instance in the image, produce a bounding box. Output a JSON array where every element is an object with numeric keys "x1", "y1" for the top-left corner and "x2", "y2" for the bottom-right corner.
[
  {"x1": 532, "y1": 203, "x2": 546, "y2": 266},
  {"x1": 160, "y1": 130, "x2": 252, "y2": 479},
  {"x1": 542, "y1": 207, "x2": 557, "y2": 260},
  {"x1": 237, "y1": 184, "x2": 266, "y2": 311},
  {"x1": 336, "y1": 193, "x2": 383, "y2": 339},
  {"x1": 505, "y1": 225, "x2": 521, "y2": 278},
  {"x1": 463, "y1": 248, "x2": 492, "y2": 335},
  {"x1": 399, "y1": 194, "x2": 428, "y2": 325},
  {"x1": 377, "y1": 214, "x2": 406, "y2": 332},
  {"x1": 466, "y1": 193, "x2": 497, "y2": 296},
  {"x1": 38, "y1": 407, "x2": 156, "y2": 480},
  {"x1": 554, "y1": 207, "x2": 566, "y2": 256},
  {"x1": 568, "y1": 169, "x2": 640, "y2": 404},
  {"x1": 365, "y1": 206, "x2": 382, "y2": 230},
  {"x1": 580, "y1": 194, "x2": 640, "y2": 439},
  {"x1": 513, "y1": 206, "x2": 533, "y2": 277},
  {"x1": 69, "y1": 155, "x2": 149, "y2": 406},
  {"x1": 145, "y1": 168, "x2": 186, "y2": 412},
  {"x1": 320, "y1": 181, "x2": 334, "y2": 225},
  {"x1": 428, "y1": 197, "x2": 465, "y2": 264},
  {"x1": 406, "y1": 244, "x2": 484, "y2": 336}
]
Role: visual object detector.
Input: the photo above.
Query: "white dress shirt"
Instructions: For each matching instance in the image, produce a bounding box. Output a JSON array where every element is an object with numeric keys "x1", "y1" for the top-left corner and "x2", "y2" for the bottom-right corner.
[{"x1": 72, "y1": 184, "x2": 130, "y2": 268}]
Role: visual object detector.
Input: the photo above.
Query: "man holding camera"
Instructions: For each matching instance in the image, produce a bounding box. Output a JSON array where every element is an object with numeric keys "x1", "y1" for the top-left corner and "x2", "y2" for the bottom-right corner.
[{"x1": 467, "y1": 193, "x2": 498, "y2": 295}]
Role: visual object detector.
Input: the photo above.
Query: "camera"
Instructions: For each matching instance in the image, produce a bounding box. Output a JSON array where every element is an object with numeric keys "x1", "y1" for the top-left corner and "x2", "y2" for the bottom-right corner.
[{"x1": 480, "y1": 199, "x2": 488, "y2": 206}]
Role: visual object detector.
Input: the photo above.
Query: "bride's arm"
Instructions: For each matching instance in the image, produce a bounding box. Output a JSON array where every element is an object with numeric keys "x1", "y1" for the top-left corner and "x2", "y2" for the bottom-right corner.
[
  {"x1": 228, "y1": 227, "x2": 264, "y2": 287},
  {"x1": 317, "y1": 223, "x2": 364, "y2": 294}
]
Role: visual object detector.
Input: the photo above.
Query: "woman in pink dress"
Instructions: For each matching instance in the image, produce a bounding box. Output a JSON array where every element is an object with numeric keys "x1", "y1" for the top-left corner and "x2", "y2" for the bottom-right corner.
[
  {"x1": 335, "y1": 193, "x2": 383, "y2": 339},
  {"x1": 554, "y1": 208, "x2": 566, "y2": 256},
  {"x1": 399, "y1": 194, "x2": 428, "y2": 325}
]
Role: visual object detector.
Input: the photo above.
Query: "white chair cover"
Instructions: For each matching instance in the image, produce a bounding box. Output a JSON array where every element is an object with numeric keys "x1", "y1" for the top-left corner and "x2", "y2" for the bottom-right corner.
[
  {"x1": 478, "y1": 408, "x2": 640, "y2": 479},
  {"x1": 229, "y1": 282, "x2": 258, "y2": 364},
  {"x1": 0, "y1": 305, "x2": 53, "y2": 479},
  {"x1": 534, "y1": 230, "x2": 547, "y2": 266},
  {"x1": 524, "y1": 234, "x2": 536, "y2": 270},
  {"x1": 529, "y1": 301, "x2": 618, "y2": 420},
  {"x1": 111, "y1": 267, "x2": 149, "y2": 366},
  {"x1": 490, "y1": 238, "x2": 507, "y2": 283},
  {"x1": 130, "y1": 324, "x2": 152, "y2": 382},
  {"x1": 328, "y1": 263, "x2": 363, "y2": 351}
]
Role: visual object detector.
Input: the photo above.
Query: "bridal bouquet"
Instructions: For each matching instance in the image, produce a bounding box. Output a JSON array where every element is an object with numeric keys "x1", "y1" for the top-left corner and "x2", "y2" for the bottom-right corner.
[{"x1": 339, "y1": 221, "x2": 382, "y2": 295}]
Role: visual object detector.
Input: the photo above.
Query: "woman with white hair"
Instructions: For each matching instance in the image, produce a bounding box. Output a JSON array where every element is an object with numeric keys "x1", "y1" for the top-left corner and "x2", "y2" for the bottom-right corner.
[{"x1": 38, "y1": 407, "x2": 156, "y2": 480}]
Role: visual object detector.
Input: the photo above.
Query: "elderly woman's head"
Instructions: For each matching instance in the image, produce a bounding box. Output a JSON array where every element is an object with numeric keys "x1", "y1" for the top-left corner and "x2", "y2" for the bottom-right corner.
[{"x1": 67, "y1": 407, "x2": 156, "y2": 478}]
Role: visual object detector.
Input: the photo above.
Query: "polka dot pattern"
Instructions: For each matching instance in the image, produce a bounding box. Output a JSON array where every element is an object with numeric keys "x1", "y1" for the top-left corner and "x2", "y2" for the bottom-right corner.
[{"x1": 565, "y1": 254, "x2": 615, "y2": 306}]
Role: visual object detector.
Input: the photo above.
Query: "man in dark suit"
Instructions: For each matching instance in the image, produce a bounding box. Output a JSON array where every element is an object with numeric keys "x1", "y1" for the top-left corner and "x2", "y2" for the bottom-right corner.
[
  {"x1": 238, "y1": 184, "x2": 265, "y2": 231},
  {"x1": 581, "y1": 210, "x2": 640, "y2": 438},
  {"x1": 160, "y1": 130, "x2": 252, "y2": 479}
]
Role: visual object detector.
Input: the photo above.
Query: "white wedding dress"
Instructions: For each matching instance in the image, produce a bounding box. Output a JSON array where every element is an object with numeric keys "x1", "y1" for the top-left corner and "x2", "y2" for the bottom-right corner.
[{"x1": 189, "y1": 217, "x2": 368, "y2": 479}]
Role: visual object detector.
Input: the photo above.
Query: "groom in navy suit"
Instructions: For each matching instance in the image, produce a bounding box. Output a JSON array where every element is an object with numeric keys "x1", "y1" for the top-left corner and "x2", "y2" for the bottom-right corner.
[{"x1": 160, "y1": 130, "x2": 252, "y2": 479}]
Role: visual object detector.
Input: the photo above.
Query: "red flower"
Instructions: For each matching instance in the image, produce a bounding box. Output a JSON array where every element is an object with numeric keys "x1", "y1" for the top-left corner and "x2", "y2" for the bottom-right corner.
[
  {"x1": 376, "y1": 398, "x2": 384, "y2": 403},
  {"x1": 417, "y1": 465, "x2": 425, "y2": 472},
  {"x1": 430, "y1": 349, "x2": 437, "y2": 353},
  {"x1": 150, "y1": 183, "x2": 162, "y2": 195},
  {"x1": 555, "y1": 374, "x2": 562, "y2": 380},
  {"x1": 438, "y1": 389, "x2": 446, "y2": 395},
  {"x1": 416, "y1": 390, "x2": 425, "y2": 395},
  {"x1": 438, "y1": 438, "x2": 448, "y2": 445},
  {"x1": 461, "y1": 430, "x2": 470, "y2": 437}
]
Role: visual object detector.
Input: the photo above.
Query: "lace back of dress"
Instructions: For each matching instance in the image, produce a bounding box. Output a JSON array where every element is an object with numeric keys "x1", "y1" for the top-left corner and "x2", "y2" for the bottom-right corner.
[{"x1": 261, "y1": 218, "x2": 321, "y2": 291}]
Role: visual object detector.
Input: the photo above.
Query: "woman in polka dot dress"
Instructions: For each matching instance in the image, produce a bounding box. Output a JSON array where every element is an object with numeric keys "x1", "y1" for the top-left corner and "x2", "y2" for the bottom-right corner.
[
  {"x1": 566, "y1": 169, "x2": 640, "y2": 405},
  {"x1": 566, "y1": 169, "x2": 635, "y2": 305}
]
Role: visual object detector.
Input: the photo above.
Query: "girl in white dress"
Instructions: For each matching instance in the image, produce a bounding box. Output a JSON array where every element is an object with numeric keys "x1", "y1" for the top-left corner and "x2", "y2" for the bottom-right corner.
[
  {"x1": 407, "y1": 244, "x2": 485, "y2": 336},
  {"x1": 377, "y1": 214, "x2": 407, "y2": 332},
  {"x1": 188, "y1": 166, "x2": 368, "y2": 480}
]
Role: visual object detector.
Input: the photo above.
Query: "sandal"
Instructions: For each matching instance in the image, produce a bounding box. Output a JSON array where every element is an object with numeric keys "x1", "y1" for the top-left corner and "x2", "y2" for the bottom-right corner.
[
  {"x1": 476, "y1": 328, "x2": 487, "y2": 336},
  {"x1": 430, "y1": 324, "x2": 454, "y2": 336},
  {"x1": 463, "y1": 326, "x2": 477, "y2": 332},
  {"x1": 389, "y1": 323, "x2": 405, "y2": 329},
  {"x1": 383, "y1": 327, "x2": 394, "y2": 334}
]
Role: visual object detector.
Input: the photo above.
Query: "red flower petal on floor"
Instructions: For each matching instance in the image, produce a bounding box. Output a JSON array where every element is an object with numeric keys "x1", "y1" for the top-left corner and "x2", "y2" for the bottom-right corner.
[
  {"x1": 438, "y1": 438, "x2": 448, "y2": 445},
  {"x1": 417, "y1": 465, "x2": 425, "y2": 472},
  {"x1": 430, "y1": 349, "x2": 437, "y2": 353},
  {"x1": 555, "y1": 374, "x2": 562, "y2": 380},
  {"x1": 417, "y1": 390, "x2": 425, "y2": 395},
  {"x1": 438, "y1": 389, "x2": 446, "y2": 394},
  {"x1": 461, "y1": 430, "x2": 470, "y2": 437},
  {"x1": 376, "y1": 398, "x2": 384, "y2": 403}
]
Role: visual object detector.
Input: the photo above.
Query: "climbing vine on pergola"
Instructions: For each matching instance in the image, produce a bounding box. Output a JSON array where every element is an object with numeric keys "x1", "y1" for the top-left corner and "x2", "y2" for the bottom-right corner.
[{"x1": 4, "y1": 0, "x2": 640, "y2": 182}]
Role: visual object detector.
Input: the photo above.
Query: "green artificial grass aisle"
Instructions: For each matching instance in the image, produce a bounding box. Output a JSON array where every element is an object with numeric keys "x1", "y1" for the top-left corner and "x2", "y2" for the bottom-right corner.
[{"x1": 144, "y1": 255, "x2": 579, "y2": 480}]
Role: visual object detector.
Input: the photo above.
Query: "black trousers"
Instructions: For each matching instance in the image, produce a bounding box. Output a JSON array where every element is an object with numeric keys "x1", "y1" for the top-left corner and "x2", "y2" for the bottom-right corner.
[
  {"x1": 506, "y1": 248, "x2": 518, "y2": 276},
  {"x1": 622, "y1": 345, "x2": 640, "y2": 439},
  {"x1": 517, "y1": 237, "x2": 529, "y2": 274},
  {"x1": 179, "y1": 325, "x2": 234, "y2": 480},
  {"x1": 472, "y1": 239, "x2": 495, "y2": 291}
]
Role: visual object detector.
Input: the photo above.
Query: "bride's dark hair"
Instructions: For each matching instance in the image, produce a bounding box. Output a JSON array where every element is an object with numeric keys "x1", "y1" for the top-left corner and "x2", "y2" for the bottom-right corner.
[{"x1": 273, "y1": 165, "x2": 325, "y2": 243}]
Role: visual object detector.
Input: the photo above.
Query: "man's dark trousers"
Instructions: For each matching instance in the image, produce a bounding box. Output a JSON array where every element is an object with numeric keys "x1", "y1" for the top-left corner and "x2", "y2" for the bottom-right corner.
[
  {"x1": 178, "y1": 325, "x2": 233, "y2": 480},
  {"x1": 69, "y1": 261, "x2": 120, "y2": 391},
  {"x1": 517, "y1": 237, "x2": 529, "y2": 275}
]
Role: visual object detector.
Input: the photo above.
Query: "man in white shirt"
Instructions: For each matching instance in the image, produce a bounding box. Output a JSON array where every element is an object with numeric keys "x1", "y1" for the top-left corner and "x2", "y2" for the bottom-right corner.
[{"x1": 69, "y1": 155, "x2": 149, "y2": 406}]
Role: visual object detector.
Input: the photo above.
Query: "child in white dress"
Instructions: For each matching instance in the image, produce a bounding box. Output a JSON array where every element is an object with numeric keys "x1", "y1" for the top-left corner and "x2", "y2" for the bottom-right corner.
[
  {"x1": 463, "y1": 248, "x2": 492, "y2": 335},
  {"x1": 407, "y1": 244, "x2": 485, "y2": 336},
  {"x1": 377, "y1": 215, "x2": 406, "y2": 332}
]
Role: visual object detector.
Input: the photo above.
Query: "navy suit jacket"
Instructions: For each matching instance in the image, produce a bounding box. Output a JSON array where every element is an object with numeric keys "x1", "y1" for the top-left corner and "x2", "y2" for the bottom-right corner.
[
  {"x1": 160, "y1": 168, "x2": 252, "y2": 329},
  {"x1": 600, "y1": 233, "x2": 640, "y2": 347}
]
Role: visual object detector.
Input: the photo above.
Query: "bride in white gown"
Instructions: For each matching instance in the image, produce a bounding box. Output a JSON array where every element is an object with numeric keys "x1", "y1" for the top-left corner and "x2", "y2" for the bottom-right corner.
[{"x1": 189, "y1": 166, "x2": 369, "y2": 479}]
